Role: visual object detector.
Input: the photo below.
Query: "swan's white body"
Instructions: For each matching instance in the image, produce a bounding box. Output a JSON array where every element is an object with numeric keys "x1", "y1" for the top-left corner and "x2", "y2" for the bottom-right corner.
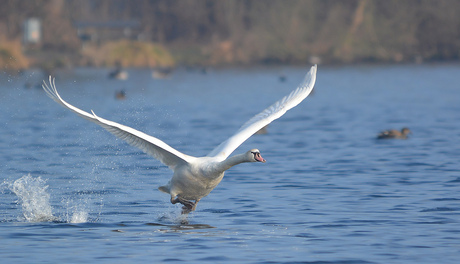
[{"x1": 42, "y1": 65, "x2": 317, "y2": 213}]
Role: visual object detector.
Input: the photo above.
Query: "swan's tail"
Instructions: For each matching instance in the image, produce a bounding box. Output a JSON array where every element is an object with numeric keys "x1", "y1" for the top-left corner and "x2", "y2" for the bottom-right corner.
[{"x1": 158, "y1": 185, "x2": 170, "y2": 194}]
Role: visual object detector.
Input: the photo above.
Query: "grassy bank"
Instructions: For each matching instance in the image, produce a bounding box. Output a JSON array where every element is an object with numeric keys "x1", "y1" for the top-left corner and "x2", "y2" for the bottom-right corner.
[
  {"x1": 81, "y1": 40, "x2": 175, "y2": 68},
  {"x1": 0, "y1": 40, "x2": 29, "y2": 71}
]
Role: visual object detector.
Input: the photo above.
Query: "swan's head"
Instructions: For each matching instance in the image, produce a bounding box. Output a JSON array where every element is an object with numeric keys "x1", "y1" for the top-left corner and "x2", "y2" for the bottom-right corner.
[{"x1": 249, "y1": 149, "x2": 266, "y2": 163}]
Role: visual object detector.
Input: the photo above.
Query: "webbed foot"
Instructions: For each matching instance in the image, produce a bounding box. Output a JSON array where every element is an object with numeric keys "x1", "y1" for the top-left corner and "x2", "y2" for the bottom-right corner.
[{"x1": 171, "y1": 197, "x2": 200, "y2": 214}]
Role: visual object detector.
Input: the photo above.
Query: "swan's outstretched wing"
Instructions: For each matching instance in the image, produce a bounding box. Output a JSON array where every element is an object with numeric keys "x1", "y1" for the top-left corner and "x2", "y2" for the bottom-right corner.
[
  {"x1": 207, "y1": 65, "x2": 317, "y2": 160},
  {"x1": 42, "y1": 77, "x2": 194, "y2": 170}
]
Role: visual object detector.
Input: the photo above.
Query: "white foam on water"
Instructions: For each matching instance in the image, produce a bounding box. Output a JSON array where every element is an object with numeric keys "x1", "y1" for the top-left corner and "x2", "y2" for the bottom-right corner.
[
  {"x1": 6, "y1": 174, "x2": 89, "y2": 223},
  {"x1": 9, "y1": 174, "x2": 57, "y2": 222},
  {"x1": 70, "y1": 210, "x2": 89, "y2": 223},
  {"x1": 62, "y1": 197, "x2": 90, "y2": 224},
  {"x1": 157, "y1": 206, "x2": 193, "y2": 225}
]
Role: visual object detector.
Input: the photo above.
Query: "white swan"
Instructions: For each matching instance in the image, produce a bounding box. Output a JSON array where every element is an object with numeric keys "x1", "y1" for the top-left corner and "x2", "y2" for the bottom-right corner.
[{"x1": 42, "y1": 65, "x2": 317, "y2": 214}]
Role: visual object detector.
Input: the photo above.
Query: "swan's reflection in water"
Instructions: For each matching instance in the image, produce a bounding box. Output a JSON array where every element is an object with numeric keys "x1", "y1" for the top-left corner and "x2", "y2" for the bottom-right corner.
[{"x1": 146, "y1": 222, "x2": 215, "y2": 230}]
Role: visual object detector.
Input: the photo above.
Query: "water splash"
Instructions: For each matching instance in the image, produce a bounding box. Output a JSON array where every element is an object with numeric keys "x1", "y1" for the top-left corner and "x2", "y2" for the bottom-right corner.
[
  {"x1": 157, "y1": 207, "x2": 192, "y2": 225},
  {"x1": 9, "y1": 174, "x2": 56, "y2": 222},
  {"x1": 62, "y1": 197, "x2": 90, "y2": 224},
  {"x1": 6, "y1": 174, "x2": 89, "y2": 223},
  {"x1": 70, "y1": 210, "x2": 89, "y2": 224}
]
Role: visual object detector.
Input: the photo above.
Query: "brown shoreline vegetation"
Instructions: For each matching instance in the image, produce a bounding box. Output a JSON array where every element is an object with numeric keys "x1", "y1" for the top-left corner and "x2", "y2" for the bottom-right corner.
[
  {"x1": 1, "y1": 0, "x2": 460, "y2": 71},
  {"x1": 80, "y1": 40, "x2": 175, "y2": 68},
  {"x1": 0, "y1": 39, "x2": 29, "y2": 71}
]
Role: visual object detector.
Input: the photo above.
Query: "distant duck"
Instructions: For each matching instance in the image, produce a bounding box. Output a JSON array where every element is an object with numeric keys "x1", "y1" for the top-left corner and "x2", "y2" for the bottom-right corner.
[
  {"x1": 109, "y1": 66, "x2": 128, "y2": 80},
  {"x1": 152, "y1": 67, "x2": 173, "y2": 79},
  {"x1": 115, "y1": 90, "x2": 126, "y2": 100},
  {"x1": 377, "y1": 127, "x2": 412, "y2": 139},
  {"x1": 279, "y1": 74, "x2": 287, "y2": 82}
]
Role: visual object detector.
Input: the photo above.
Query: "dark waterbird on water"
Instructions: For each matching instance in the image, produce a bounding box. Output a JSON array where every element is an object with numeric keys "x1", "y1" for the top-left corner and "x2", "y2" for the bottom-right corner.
[
  {"x1": 42, "y1": 65, "x2": 317, "y2": 214},
  {"x1": 377, "y1": 127, "x2": 412, "y2": 139}
]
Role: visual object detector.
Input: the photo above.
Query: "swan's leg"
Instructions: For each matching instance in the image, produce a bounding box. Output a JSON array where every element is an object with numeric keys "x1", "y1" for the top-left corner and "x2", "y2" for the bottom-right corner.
[
  {"x1": 184, "y1": 199, "x2": 201, "y2": 214},
  {"x1": 182, "y1": 199, "x2": 201, "y2": 214},
  {"x1": 192, "y1": 198, "x2": 201, "y2": 211},
  {"x1": 171, "y1": 196, "x2": 196, "y2": 214},
  {"x1": 186, "y1": 199, "x2": 200, "y2": 211}
]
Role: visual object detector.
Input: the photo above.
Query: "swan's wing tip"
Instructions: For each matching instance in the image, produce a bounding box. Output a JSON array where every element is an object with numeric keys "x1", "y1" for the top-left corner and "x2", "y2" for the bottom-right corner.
[
  {"x1": 207, "y1": 64, "x2": 318, "y2": 158},
  {"x1": 306, "y1": 65, "x2": 317, "y2": 81},
  {"x1": 42, "y1": 75, "x2": 58, "y2": 100},
  {"x1": 42, "y1": 75, "x2": 54, "y2": 87},
  {"x1": 306, "y1": 64, "x2": 317, "y2": 80}
]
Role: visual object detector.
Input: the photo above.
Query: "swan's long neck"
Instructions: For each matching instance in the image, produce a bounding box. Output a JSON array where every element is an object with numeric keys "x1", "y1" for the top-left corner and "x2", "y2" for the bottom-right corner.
[{"x1": 216, "y1": 153, "x2": 251, "y2": 172}]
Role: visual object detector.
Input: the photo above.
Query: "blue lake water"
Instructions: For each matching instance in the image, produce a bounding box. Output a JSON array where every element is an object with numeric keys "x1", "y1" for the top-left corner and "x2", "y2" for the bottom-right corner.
[{"x1": 1, "y1": 64, "x2": 459, "y2": 263}]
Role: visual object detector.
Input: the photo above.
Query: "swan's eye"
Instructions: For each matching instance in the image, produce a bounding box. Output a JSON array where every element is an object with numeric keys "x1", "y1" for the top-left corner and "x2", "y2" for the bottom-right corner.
[{"x1": 251, "y1": 151, "x2": 266, "y2": 163}]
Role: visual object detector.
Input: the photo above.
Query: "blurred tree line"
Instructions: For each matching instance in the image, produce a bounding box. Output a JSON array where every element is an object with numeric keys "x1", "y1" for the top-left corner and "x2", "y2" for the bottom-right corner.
[{"x1": 1, "y1": 0, "x2": 460, "y2": 69}]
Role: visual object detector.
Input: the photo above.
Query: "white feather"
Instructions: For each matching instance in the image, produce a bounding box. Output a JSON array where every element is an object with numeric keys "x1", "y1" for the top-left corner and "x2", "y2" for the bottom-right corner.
[
  {"x1": 42, "y1": 76, "x2": 194, "y2": 170},
  {"x1": 207, "y1": 65, "x2": 317, "y2": 159}
]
